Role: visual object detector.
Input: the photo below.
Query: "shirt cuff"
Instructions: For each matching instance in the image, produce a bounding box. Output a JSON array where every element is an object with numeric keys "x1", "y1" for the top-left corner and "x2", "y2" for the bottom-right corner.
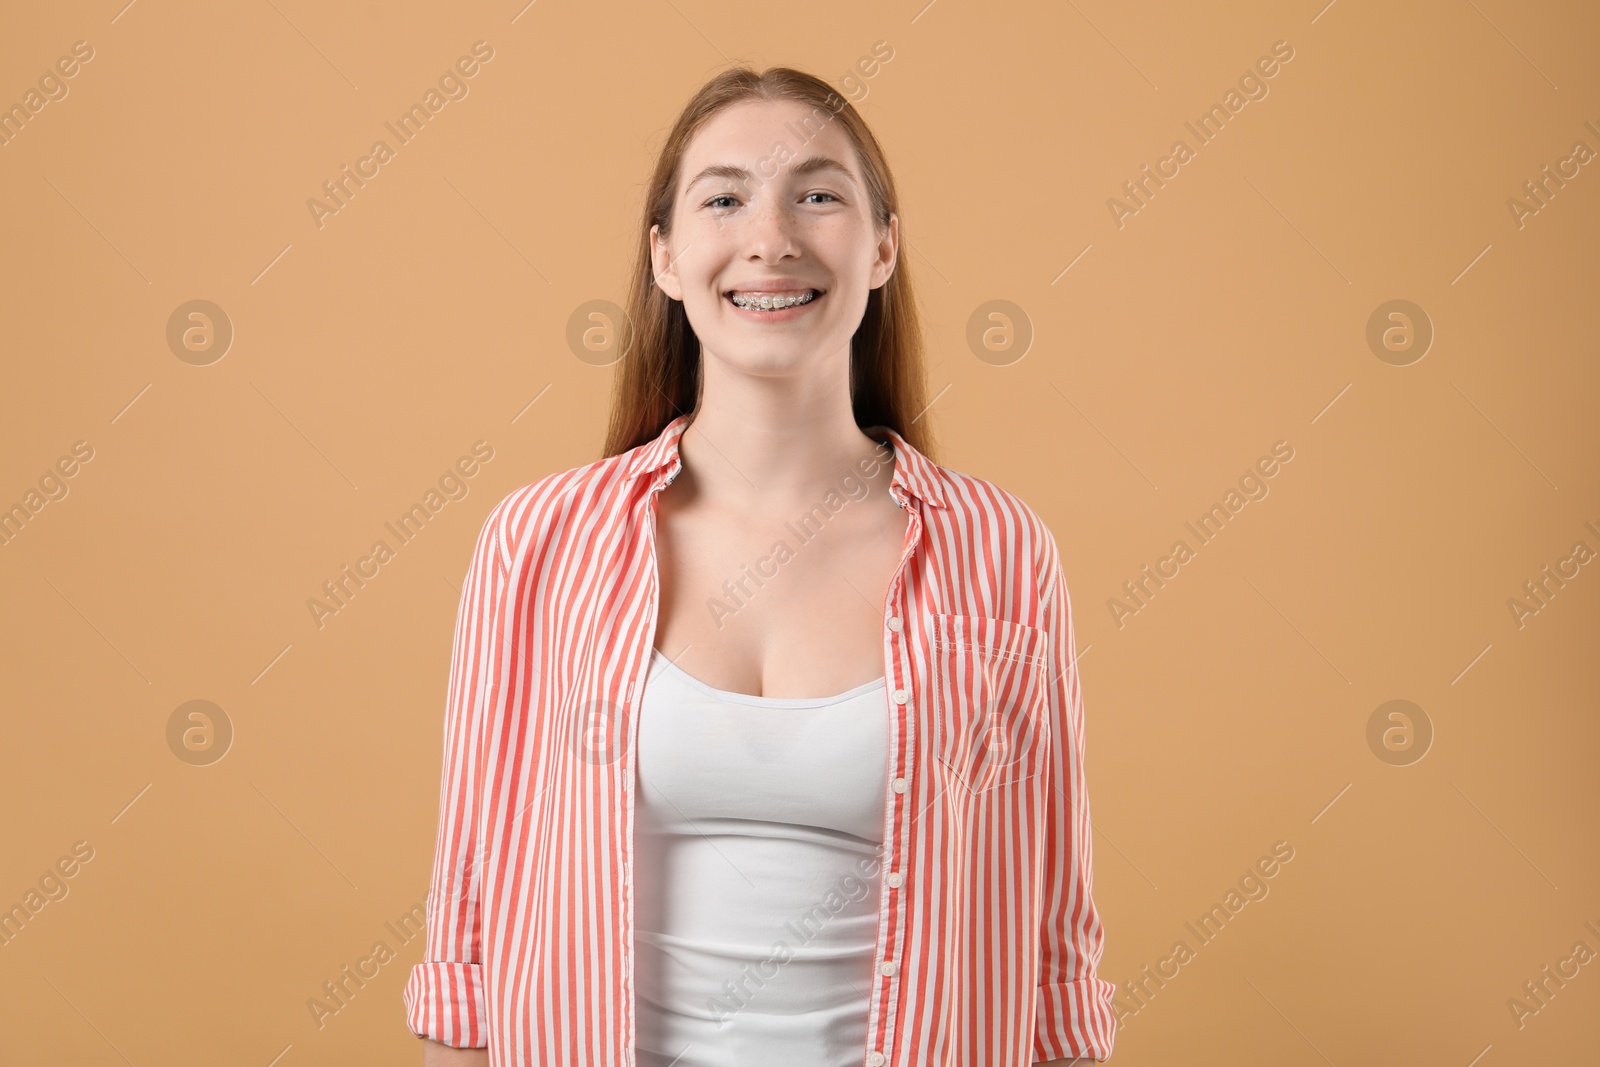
[
  {"x1": 1033, "y1": 976, "x2": 1119, "y2": 1062},
  {"x1": 403, "y1": 960, "x2": 488, "y2": 1047}
]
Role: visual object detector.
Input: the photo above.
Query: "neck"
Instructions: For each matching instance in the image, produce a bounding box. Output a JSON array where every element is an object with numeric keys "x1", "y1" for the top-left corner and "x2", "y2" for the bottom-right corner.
[{"x1": 676, "y1": 370, "x2": 893, "y2": 514}]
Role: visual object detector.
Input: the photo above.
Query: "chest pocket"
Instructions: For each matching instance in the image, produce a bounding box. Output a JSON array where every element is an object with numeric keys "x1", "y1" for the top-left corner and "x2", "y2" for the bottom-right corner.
[{"x1": 930, "y1": 613, "x2": 1052, "y2": 796}]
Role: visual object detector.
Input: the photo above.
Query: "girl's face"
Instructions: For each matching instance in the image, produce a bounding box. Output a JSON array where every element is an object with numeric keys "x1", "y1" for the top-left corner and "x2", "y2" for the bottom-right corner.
[{"x1": 651, "y1": 98, "x2": 898, "y2": 379}]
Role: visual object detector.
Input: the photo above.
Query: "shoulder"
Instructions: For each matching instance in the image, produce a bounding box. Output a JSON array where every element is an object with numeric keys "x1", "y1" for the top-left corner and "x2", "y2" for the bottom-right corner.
[
  {"x1": 926, "y1": 462, "x2": 1066, "y2": 611},
  {"x1": 932, "y1": 464, "x2": 1062, "y2": 566},
  {"x1": 474, "y1": 447, "x2": 645, "y2": 574}
]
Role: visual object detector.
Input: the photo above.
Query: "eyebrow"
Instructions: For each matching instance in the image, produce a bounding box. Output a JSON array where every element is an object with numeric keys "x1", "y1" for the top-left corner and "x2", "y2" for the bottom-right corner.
[{"x1": 684, "y1": 155, "x2": 858, "y2": 196}]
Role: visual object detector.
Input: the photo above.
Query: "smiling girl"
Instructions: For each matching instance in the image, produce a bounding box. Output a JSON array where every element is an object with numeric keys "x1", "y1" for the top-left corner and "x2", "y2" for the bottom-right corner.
[{"x1": 410, "y1": 66, "x2": 1117, "y2": 1067}]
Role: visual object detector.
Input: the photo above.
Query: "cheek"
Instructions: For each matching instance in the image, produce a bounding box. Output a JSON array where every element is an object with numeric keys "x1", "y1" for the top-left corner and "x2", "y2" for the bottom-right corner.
[{"x1": 683, "y1": 290, "x2": 730, "y2": 334}]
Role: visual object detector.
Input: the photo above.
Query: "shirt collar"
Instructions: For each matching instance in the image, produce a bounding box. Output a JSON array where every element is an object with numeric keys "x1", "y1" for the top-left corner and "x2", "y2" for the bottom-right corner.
[{"x1": 626, "y1": 413, "x2": 947, "y2": 509}]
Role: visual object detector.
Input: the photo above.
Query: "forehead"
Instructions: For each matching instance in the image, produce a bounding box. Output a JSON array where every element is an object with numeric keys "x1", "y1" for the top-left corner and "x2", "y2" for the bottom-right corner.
[{"x1": 681, "y1": 98, "x2": 862, "y2": 181}]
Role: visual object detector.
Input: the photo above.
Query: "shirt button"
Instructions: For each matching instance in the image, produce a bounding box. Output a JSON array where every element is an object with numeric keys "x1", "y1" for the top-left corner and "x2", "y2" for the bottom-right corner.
[
  {"x1": 868, "y1": 1054, "x2": 886, "y2": 1066},
  {"x1": 892, "y1": 688, "x2": 908, "y2": 704},
  {"x1": 886, "y1": 871, "x2": 904, "y2": 888},
  {"x1": 879, "y1": 960, "x2": 898, "y2": 977},
  {"x1": 887, "y1": 616, "x2": 902, "y2": 632},
  {"x1": 892, "y1": 777, "x2": 908, "y2": 793}
]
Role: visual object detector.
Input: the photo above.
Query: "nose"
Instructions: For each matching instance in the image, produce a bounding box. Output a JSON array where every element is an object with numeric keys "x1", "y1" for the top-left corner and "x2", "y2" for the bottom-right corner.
[{"x1": 739, "y1": 190, "x2": 801, "y2": 261}]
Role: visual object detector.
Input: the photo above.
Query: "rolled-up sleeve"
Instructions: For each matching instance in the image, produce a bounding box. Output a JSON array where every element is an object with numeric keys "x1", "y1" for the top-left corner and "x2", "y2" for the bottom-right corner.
[
  {"x1": 403, "y1": 501, "x2": 508, "y2": 1047},
  {"x1": 1033, "y1": 535, "x2": 1119, "y2": 1062}
]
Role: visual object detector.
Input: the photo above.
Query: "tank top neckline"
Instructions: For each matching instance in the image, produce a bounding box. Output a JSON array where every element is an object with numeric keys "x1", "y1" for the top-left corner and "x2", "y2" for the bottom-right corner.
[{"x1": 648, "y1": 647, "x2": 886, "y2": 709}]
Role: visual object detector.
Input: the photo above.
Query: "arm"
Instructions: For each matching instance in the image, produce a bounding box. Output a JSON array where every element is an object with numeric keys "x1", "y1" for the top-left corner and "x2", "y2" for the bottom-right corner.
[
  {"x1": 1031, "y1": 535, "x2": 1118, "y2": 1063},
  {"x1": 404, "y1": 503, "x2": 509, "y2": 1053},
  {"x1": 422, "y1": 1039, "x2": 490, "y2": 1066}
]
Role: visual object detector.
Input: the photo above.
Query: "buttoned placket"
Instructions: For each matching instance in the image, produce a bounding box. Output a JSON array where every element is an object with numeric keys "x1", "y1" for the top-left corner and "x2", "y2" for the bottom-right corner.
[
  {"x1": 623, "y1": 456, "x2": 681, "y2": 1067},
  {"x1": 869, "y1": 475, "x2": 923, "y2": 1067}
]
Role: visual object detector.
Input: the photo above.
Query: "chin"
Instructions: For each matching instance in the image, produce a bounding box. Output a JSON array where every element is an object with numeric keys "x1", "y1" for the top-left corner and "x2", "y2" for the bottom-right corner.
[{"x1": 703, "y1": 337, "x2": 834, "y2": 374}]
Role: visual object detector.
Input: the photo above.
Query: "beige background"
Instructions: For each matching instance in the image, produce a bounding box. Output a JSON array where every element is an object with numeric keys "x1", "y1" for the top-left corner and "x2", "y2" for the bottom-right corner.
[{"x1": 2, "y1": 0, "x2": 1597, "y2": 1063}]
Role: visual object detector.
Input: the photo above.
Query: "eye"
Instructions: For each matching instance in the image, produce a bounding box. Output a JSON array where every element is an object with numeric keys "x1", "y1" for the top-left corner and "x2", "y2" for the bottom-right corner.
[{"x1": 703, "y1": 191, "x2": 840, "y2": 210}]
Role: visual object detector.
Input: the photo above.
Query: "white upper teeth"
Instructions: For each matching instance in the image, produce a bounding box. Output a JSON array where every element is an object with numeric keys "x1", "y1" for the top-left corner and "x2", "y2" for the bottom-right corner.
[{"x1": 731, "y1": 291, "x2": 817, "y2": 309}]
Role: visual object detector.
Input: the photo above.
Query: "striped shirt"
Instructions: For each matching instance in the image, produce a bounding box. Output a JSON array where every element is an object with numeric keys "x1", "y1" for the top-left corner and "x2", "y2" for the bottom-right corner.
[{"x1": 403, "y1": 413, "x2": 1118, "y2": 1065}]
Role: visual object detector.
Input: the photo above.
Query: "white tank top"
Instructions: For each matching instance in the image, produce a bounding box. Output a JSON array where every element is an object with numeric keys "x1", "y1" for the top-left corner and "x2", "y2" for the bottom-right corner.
[{"x1": 632, "y1": 647, "x2": 889, "y2": 1067}]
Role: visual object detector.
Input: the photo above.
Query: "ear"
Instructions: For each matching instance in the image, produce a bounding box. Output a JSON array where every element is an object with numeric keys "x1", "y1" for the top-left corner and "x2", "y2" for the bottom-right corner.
[
  {"x1": 870, "y1": 212, "x2": 899, "y2": 290},
  {"x1": 650, "y1": 224, "x2": 685, "y2": 301}
]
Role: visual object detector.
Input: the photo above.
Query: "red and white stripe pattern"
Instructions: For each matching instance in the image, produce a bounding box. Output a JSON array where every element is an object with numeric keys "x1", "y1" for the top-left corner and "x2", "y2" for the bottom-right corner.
[{"x1": 404, "y1": 413, "x2": 1118, "y2": 1064}]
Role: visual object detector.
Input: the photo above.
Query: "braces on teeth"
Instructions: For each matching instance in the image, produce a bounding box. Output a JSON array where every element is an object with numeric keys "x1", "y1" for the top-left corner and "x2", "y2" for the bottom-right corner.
[{"x1": 730, "y1": 291, "x2": 817, "y2": 309}]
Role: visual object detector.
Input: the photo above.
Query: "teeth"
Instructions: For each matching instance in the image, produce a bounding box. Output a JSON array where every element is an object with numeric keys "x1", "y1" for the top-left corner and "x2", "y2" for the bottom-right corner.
[{"x1": 730, "y1": 290, "x2": 818, "y2": 310}]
